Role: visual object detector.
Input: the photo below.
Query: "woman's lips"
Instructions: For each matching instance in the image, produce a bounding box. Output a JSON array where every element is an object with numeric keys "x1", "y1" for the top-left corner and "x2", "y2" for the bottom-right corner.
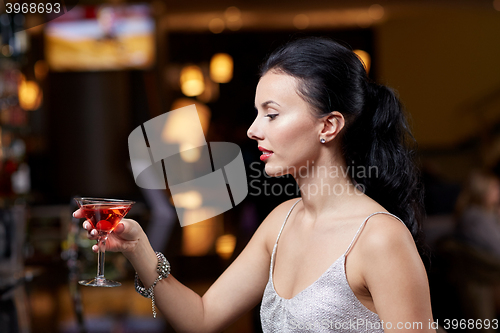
[
  {"x1": 260, "y1": 153, "x2": 273, "y2": 161},
  {"x1": 258, "y1": 146, "x2": 273, "y2": 161}
]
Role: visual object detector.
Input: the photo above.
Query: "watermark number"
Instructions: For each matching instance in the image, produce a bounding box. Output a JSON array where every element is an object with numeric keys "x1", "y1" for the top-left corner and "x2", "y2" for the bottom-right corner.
[{"x1": 5, "y1": 2, "x2": 61, "y2": 14}]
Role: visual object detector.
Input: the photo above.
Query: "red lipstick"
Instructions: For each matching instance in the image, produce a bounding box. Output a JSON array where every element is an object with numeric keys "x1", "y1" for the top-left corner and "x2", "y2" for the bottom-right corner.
[{"x1": 258, "y1": 146, "x2": 274, "y2": 161}]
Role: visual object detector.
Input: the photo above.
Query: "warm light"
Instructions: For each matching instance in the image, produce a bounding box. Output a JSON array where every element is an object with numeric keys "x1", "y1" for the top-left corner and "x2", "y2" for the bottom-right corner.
[
  {"x1": 163, "y1": 99, "x2": 211, "y2": 163},
  {"x1": 182, "y1": 214, "x2": 221, "y2": 256},
  {"x1": 172, "y1": 190, "x2": 203, "y2": 209},
  {"x1": 353, "y1": 49, "x2": 371, "y2": 74},
  {"x1": 18, "y1": 78, "x2": 42, "y2": 110},
  {"x1": 162, "y1": 105, "x2": 204, "y2": 144},
  {"x1": 224, "y1": 7, "x2": 241, "y2": 21},
  {"x1": 225, "y1": 6, "x2": 242, "y2": 31},
  {"x1": 210, "y1": 53, "x2": 233, "y2": 83},
  {"x1": 368, "y1": 4, "x2": 385, "y2": 20},
  {"x1": 170, "y1": 99, "x2": 211, "y2": 136},
  {"x1": 216, "y1": 234, "x2": 236, "y2": 259},
  {"x1": 293, "y1": 14, "x2": 310, "y2": 30},
  {"x1": 208, "y1": 18, "x2": 225, "y2": 33},
  {"x1": 162, "y1": 99, "x2": 211, "y2": 162},
  {"x1": 180, "y1": 65, "x2": 205, "y2": 96},
  {"x1": 34, "y1": 60, "x2": 49, "y2": 81},
  {"x1": 179, "y1": 142, "x2": 201, "y2": 162}
]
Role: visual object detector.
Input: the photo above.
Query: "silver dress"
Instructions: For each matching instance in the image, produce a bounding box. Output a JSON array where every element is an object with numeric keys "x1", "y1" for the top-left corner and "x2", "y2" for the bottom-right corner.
[{"x1": 260, "y1": 198, "x2": 405, "y2": 332}]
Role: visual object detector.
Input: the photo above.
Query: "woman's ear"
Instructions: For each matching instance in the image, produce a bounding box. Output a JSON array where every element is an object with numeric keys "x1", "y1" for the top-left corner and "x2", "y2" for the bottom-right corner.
[{"x1": 320, "y1": 111, "x2": 345, "y2": 143}]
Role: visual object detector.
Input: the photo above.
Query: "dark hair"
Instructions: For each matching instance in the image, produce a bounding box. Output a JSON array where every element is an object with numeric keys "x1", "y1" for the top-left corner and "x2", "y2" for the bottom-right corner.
[{"x1": 260, "y1": 37, "x2": 425, "y2": 249}]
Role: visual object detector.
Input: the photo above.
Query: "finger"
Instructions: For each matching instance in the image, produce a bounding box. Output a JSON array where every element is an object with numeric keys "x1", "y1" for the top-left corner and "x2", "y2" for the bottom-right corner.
[
  {"x1": 88, "y1": 229, "x2": 98, "y2": 240},
  {"x1": 114, "y1": 222, "x2": 125, "y2": 234},
  {"x1": 92, "y1": 244, "x2": 98, "y2": 253},
  {"x1": 73, "y1": 208, "x2": 85, "y2": 218},
  {"x1": 114, "y1": 219, "x2": 141, "y2": 241},
  {"x1": 82, "y1": 221, "x2": 92, "y2": 231}
]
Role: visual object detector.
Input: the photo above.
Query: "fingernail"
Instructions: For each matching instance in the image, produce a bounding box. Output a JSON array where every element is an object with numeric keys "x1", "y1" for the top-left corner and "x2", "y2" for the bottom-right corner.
[
  {"x1": 92, "y1": 245, "x2": 98, "y2": 251},
  {"x1": 91, "y1": 229, "x2": 97, "y2": 236},
  {"x1": 73, "y1": 212, "x2": 76, "y2": 217}
]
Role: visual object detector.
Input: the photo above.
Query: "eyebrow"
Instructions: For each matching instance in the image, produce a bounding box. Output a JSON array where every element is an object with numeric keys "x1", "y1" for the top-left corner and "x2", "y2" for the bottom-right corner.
[{"x1": 256, "y1": 100, "x2": 281, "y2": 109}]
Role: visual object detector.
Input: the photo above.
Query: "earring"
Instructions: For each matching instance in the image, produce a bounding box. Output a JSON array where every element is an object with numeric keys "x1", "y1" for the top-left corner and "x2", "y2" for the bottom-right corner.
[{"x1": 320, "y1": 138, "x2": 326, "y2": 143}]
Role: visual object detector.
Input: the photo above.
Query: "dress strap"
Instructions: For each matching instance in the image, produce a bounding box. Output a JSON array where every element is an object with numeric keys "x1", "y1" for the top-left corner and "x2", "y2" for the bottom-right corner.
[
  {"x1": 274, "y1": 198, "x2": 302, "y2": 246},
  {"x1": 344, "y1": 211, "x2": 405, "y2": 257}
]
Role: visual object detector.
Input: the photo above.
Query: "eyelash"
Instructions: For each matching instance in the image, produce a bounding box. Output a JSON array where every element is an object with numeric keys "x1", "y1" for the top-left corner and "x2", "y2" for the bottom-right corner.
[{"x1": 265, "y1": 114, "x2": 278, "y2": 120}]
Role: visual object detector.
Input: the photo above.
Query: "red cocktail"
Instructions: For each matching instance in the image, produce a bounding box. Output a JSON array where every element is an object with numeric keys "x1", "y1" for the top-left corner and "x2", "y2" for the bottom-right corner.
[
  {"x1": 75, "y1": 197, "x2": 135, "y2": 287},
  {"x1": 81, "y1": 205, "x2": 131, "y2": 233}
]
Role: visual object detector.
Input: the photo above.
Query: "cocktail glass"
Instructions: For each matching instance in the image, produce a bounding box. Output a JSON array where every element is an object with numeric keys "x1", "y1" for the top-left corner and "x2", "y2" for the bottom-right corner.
[{"x1": 74, "y1": 197, "x2": 135, "y2": 287}]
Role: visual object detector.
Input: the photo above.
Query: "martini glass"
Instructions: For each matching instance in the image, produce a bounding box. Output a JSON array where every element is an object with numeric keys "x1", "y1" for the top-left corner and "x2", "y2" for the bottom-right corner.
[{"x1": 75, "y1": 197, "x2": 135, "y2": 287}]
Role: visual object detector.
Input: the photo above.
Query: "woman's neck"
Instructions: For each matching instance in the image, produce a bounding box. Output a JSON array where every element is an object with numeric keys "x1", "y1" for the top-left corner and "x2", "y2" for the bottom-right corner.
[{"x1": 292, "y1": 157, "x2": 364, "y2": 222}]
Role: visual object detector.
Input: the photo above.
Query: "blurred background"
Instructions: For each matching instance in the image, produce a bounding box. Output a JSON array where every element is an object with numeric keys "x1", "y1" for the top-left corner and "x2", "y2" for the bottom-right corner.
[{"x1": 1, "y1": 0, "x2": 500, "y2": 332}]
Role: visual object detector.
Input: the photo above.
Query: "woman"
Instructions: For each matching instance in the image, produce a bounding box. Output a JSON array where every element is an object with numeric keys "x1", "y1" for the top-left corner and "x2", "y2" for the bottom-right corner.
[{"x1": 75, "y1": 37, "x2": 435, "y2": 332}]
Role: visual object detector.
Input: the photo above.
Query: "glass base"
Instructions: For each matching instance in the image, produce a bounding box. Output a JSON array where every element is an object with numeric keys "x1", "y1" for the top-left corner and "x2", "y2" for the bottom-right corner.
[{"x1": 79, "y1": 277, "x2": 121, "y2": 287}]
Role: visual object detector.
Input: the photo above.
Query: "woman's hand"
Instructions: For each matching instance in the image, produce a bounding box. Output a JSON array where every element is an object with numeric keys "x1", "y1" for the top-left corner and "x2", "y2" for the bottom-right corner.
[{"x1": 74, "y1": 208, "x2": 145, "y2": 256}]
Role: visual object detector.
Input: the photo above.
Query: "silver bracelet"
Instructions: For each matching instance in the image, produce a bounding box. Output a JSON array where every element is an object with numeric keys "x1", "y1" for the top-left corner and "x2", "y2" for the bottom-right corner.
[{"x1": 135, "y1": 251, "x2": 171, "y2": 318}]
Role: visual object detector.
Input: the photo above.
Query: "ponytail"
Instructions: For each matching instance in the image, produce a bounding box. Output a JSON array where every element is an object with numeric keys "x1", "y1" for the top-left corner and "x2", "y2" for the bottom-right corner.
[
  {"x1": 343, "y1": 81, "x2": 424, "y2": 248},
  {"x1": 260, "y1": 37, "x2": 425, "y2": 252}
]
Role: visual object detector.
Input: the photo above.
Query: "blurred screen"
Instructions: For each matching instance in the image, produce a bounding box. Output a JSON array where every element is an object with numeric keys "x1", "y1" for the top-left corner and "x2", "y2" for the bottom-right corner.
[{"x1": 44, "y1": 4, "x2": 155, "y2": 71}]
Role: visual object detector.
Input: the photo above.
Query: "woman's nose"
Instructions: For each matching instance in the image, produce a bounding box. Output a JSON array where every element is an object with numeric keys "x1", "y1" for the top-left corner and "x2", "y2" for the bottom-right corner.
[{"x1": 247, "y1": 119, "x2": 262, "y2": 141}]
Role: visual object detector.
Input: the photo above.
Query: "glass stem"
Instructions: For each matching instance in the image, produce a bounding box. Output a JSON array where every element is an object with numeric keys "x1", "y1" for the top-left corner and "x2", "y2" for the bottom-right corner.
[{"x1": 97, "y1": 233, "x2": 108, "y2": 280}]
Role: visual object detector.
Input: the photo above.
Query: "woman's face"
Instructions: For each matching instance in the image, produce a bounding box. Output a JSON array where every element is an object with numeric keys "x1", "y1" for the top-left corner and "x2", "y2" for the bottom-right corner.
[{"x1": 247, "y1": 71, "x2": 322, "y2": 177}]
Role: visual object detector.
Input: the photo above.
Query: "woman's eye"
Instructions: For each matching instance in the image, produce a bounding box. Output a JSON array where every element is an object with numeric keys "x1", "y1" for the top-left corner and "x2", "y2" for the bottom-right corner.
[{"x1": 265, "y1": 114, "x2": 278, "y2": 120}]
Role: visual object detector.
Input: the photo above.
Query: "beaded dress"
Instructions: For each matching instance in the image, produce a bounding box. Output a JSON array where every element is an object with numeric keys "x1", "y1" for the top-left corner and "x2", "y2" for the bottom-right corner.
[{"x1": 260, "y1": 198, "x2": 405, "y2": 332}]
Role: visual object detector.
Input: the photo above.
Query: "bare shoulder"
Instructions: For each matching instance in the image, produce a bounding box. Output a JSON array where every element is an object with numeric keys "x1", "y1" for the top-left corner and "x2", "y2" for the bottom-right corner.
[
  {"x1": 273, "y1": 197, "x2": 302, "y2": 216},
  {"x1": 349, "y1": 214, "x2": 434, "y2": 329},
  {"x1": 357, "y1": 213, "x2": 416, "y2": 254},
  {"x1": 354, "y1": 213, "x2": 426, "y2": 284}
]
